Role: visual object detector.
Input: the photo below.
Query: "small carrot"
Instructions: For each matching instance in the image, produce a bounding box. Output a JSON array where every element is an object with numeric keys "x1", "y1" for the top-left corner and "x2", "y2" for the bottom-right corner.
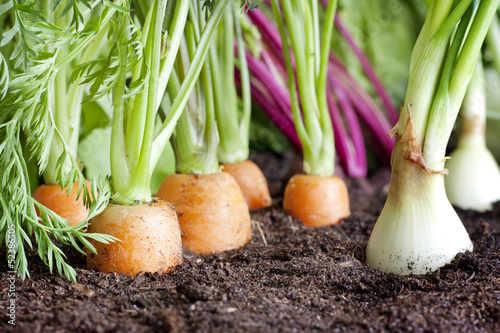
[
  {"x1": 32, "y1": 180, "x2": 92, "y2": 227},
  {"x1": 283, "y1": 174, "x2": 350, "y2": 227},
  {"x1": 157, "y1": 172, "x2": 252, "y2": 254},
  {"x1": 263, "y1": 0, "x2": 349, "y2": 227},
  {"x1": 86, "y1": 198, "x2": 182, "y2": 274},
  {"x1": 222, "y1": 160, "x2": 272, "y2": 210}
]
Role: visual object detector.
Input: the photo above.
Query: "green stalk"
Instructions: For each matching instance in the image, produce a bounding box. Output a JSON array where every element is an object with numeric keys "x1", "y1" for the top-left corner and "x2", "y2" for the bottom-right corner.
[
  {"x1": 171, "y1": 1, "x2": 219, "y2": 174},
  {"x1": 486, "y1": 14, "x2": 500, "y2": 76},
  {"x1": 285, "y1": 0, "x2": 321, "y2": 144},
  {"x1": 424, "y1": 0, "x2": 497, "y2": 169},
  {"x1": 43, "y1": 1, "x2": 113, "y2": 185},
  {"x1": 112, "y1": 0, "x2": 167, "y2": 204},
  {"x1": 156, "y1": 0, "x2": 191, "y2": 106},
  {"x1": 112, "y1": 0, "x2": 229, "y2": 202},
  {"x1": 234, "y1": 1, "x2": 252, "y2": 159},
  {"x1": 315, "y1": 0, "x2": 337, "y2": 175},
  {"x1": 398, "y1": 0, "x2": 473, "y2": 145},
  {"x1": 270, "y1": 0, "x2": 311, "y2": 154},
  {"x1": 213, "y1": 6, "x2": 239, "y2": 163},
  {"x1": 133, "y1": 0, "x2": 152, "y2": 24},
  {"x1": 149, "y1": 0, "x2": 231, "y2": 172},
  {"x1": 110, "y1": 14, "x2": 132, "y2": 199},
  {"x1": 270, "y1": 0, "x2": 335, "y2": 176},
  {"x1": 214, "y1": 2, "x2": 251, "y2": 164},
  {"x1": 124, "y1": 23, "x2": 151, "y2": 173},
  {"x1": 43, "y1": 2, "x2": 70, "y2": 185},
  {"x1": 129, "y1": 0, "x2": 165, "y2": 196}
]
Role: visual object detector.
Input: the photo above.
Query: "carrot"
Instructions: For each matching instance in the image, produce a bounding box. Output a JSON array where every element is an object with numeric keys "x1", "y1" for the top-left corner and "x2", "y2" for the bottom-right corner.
[
  {"x1": 32, "y1": 180, "x2": 92, "y2": 227},
  {"x1": 156, "y1": 172, "x2": 252, "y2": 254},
  {"x1": 283, "y1": 174, "x2": 350, "y2": 227},
  {"x1": 222, "y1": 160, "x2": 272, "y2": 210},
  {"x1": 82, "y1": 1, "x2": 230, "y2": 275},
  {"x1": 86, "y1": 198, "x2": 182, "y2": 274}
]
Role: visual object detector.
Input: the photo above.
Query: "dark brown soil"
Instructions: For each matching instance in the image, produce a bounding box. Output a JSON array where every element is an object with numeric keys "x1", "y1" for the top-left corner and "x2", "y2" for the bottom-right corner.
[{"x1": 1, "y1": 151, "x2": 499, "y2": 333}]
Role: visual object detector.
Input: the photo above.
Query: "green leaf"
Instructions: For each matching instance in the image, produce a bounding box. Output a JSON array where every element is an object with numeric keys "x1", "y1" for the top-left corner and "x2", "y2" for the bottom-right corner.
[
  {"x1": 80, "y1": 100, "x2": 111, "y2": 138},
  {"x1": 1, "y1": 25, "x2": 18, "y2": 47},
  {"x1": 150, "y1": 138, "x2": 175, "y2": 195},
  {"x1": 79, "y1": 127, "x2": 111, "y2": 179},
  {"x1": 0, "y1": 1, "x2": 14, "y2": 16},
  {"x1": 103, "y1": 0, "x2": 132, "y2": 13},
  {"x1": 0, "y1": 0, "x2": 125, "y2": 281}
]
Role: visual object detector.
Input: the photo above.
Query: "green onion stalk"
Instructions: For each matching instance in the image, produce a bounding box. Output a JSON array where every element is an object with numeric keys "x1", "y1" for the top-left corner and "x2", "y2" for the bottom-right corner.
[
  {"x1": 445, "y1": 57, "x2": 500, "y2": 212},
  {"x1": 366, "y1": 0, "x2": 499, "y2": 275}
]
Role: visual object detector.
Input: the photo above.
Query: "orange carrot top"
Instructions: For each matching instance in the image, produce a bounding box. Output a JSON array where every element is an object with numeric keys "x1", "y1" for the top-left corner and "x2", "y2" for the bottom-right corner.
[{"x1": 157, "y1": 4, "x2": 253, "y2": 254}]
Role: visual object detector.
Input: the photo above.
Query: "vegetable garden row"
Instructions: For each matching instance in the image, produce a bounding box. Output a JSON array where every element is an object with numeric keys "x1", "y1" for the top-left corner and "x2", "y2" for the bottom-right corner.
[{"x1": 1, "y1": 0, "x2": 499, "y2": 298}]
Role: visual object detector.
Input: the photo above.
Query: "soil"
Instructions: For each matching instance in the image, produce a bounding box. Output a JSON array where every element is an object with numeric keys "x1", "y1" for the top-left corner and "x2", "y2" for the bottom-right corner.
[{"x1": 1, "y1": 151, "x2": 499, "y2": 333}]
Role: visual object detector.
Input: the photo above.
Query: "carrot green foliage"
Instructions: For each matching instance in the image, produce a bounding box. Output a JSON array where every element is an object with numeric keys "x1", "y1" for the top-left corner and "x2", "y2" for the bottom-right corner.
[
  {"x1": 0, "y1": 0, "x2": 128, "y2": 282},
  {"x1": 106, "y1": 0, "x2": 229, "y2": 202},
  {"x1": 164, "y1": 0, "x2": 233, "y2": 174}
]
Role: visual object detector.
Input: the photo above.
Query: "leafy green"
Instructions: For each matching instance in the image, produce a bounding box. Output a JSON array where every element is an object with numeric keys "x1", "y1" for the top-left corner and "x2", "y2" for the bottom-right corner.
[
  {"x1": 79, "y1": 127, "x2": 112, "y2": 179},
  {"x1": 332, "y1": 0, "x2": 425, "y2": 104},
  {"x1": 0, "y1": 0, "x2": 129, "y2": 281},
  {"x1": 150, "y1": 139, "x2": 175, "y2": 195},
  {"x1": 0, "y1": 51, "x2": 9, "y2": 98},
  {"x1": 249, "y1": 107, "x2": 290, "y2": 155}
]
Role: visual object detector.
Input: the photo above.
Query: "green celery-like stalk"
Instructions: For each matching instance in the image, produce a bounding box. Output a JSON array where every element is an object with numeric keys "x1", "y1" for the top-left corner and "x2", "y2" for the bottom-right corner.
[
  {"x1": 111, "y1": 0, "x2": 230, "y2": 203},
  {"x1": 111, "y1": 0, "x2": 169, "y2": 203},
  {"x1": 169, "y1": 0, "x2": 220, "y2": 174},
  {"x1": 213, "y1": 1, "x2": 252, "y2": 164},
  {"x1": 43, "y1": 1, "x2": 109, "y2": 185},
  {"x1": 270, "y1": 0, "x2": 337, "y2": 177}
]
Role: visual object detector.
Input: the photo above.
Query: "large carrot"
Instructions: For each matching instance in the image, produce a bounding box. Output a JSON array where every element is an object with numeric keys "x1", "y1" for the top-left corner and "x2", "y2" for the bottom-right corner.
[
  {"x1": 157, "y1": 172, "x2": 251, "y2": 254},
  {"x1": 32, "y1": 180, "x2": 92, "y2": 227},
  {"x1": 222, "y1": 160, "x2": 271, "y2": 210},
  {"x1": 283, "y1": 174, "x2": 350, "y2": 227},
  {"x1": 83, "y1": 0, "x2": 230, "y2": 274},
  {"x1": 86, "y1": 198, "x2": 182, "y2": 274}
]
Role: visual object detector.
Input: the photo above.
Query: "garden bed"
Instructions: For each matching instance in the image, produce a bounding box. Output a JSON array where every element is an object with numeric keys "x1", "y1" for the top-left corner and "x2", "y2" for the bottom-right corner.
[{"x1": 1, "y1": 151, "x2": 499, "y2": 332}]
